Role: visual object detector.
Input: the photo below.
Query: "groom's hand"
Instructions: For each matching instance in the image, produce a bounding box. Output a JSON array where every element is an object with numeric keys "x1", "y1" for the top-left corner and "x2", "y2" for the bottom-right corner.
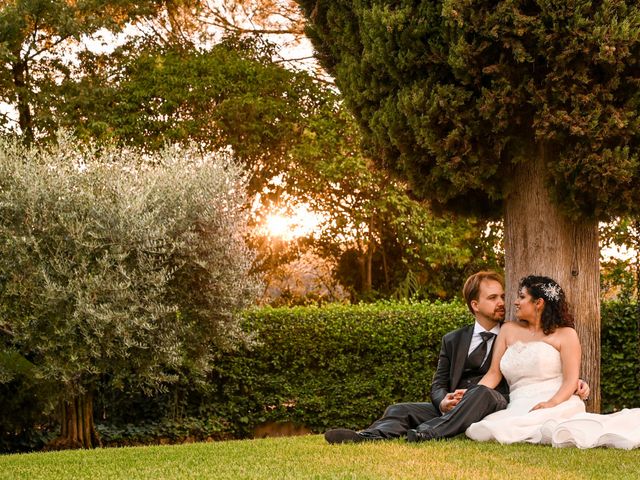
[{"x1": 440, "y1": 389, "x2": 466, "y2": 413}]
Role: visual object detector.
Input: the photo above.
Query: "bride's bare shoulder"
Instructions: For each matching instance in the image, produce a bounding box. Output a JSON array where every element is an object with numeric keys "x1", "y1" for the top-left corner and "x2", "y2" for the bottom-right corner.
[
  {"x1": 501, "y1": 320, "x2": 526, "y2": 332},
  {"x1": 555, "y1": 326, "x2": 580, "y2": 340},
  {"x1": 499, "y1": 321, "x2": 527, "y2": 342}
]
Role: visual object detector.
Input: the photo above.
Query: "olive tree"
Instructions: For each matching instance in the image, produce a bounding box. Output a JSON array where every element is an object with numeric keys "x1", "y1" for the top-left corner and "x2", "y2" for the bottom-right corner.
[{"x1": 0, "y1": 133, "x2": 260, "y2": 448}]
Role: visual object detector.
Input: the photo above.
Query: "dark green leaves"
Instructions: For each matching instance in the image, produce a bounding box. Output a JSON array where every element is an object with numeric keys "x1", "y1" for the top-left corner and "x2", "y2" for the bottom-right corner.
[{"x1": 298, "y1": 0, "x2": 640, "y2": 219}]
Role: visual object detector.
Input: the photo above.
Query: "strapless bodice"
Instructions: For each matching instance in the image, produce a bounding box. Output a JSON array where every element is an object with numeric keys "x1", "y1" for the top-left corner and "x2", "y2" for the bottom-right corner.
[{"x1": 500, "y1": 341, "x2": 563, "y2": 406}]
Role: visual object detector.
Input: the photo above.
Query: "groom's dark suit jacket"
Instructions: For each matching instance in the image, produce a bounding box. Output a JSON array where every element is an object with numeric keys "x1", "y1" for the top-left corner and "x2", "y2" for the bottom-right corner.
[{"x1": 430, "y1": 323, "x2": 509, "y2": 412}]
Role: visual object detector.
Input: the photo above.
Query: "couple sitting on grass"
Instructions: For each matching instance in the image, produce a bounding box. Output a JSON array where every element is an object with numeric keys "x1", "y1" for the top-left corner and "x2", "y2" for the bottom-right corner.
[{"x1": 325, "y1": 271, "x2": 640, "y2": 449}]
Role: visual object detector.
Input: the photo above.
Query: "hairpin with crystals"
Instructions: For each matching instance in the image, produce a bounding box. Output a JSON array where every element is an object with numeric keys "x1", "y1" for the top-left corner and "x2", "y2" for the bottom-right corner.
[{"x1": 540, "y1": 283, "x2": 561, "y2": 302}]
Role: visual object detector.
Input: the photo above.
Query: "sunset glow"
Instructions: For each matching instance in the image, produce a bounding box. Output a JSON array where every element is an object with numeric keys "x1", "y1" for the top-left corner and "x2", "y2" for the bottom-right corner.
[{"x1": 262, "y1": 205, "x2": 324, "y2": 241}]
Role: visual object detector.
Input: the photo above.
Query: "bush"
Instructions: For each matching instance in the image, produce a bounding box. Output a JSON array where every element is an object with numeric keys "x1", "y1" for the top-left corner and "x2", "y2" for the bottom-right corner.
[
  {"x1": 0, "y1": 350, "x2": 57, "y2": 453},
  {"x1": 3, "y1": 299, "x2": 638, "y2": 449},
  {"x1": 0, "y1": 133, "x2": 260, "y2": 446},
  {"x1": 601, "y1": 301, "x2": 640, "y2": 412},
  {"x1": 95, "y1": 416, "x2": 231, "y2": 447},
  {"x1": 87, "y1": 301, "x2": 470, "y2": 441},
  {"x1": 210, "y1": 301, "x2": 471, "y2": 436},
  {"x1": 209, "y1": 300, "x2": 639, "y2": 434}
]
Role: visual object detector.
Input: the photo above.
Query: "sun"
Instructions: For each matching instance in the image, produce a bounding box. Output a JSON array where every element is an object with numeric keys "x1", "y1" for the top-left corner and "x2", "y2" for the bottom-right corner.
[
  {"x1": 261, "y1": 205, "x2": 324, "y2": 241},
  {"x1": 264, "y1": 213, "x2": 292, "y2": 238}
]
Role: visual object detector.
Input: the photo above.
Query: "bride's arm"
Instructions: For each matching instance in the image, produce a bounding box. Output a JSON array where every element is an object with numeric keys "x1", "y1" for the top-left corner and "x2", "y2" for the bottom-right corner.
[
  {"x1": 477, "y1": 327, "x2": 508, "y2": 389},
  {"x1": 530, "y1": 328, "x2": 581, "y2": 410}
]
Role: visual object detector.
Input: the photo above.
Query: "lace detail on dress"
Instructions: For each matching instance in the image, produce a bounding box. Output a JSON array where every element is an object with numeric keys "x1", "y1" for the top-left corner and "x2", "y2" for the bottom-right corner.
[
  {"x1": 500, "y1": 341, "x2": 563, "y2": 408},
  {"x1": 501, "y1": 341, "x2": 561, "y2": 387}
]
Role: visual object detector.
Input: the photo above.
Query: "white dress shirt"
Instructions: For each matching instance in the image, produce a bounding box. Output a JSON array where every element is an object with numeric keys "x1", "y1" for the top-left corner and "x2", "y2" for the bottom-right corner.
[{"x1": 467, "y1": 321, "x2": 501, "y2": 365}]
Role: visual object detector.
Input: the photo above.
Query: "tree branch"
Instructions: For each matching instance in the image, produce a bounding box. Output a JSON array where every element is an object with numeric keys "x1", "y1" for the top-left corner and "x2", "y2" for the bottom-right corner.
[{"x1": 0, "y1": 325, "x2": 14, "y2": 338}]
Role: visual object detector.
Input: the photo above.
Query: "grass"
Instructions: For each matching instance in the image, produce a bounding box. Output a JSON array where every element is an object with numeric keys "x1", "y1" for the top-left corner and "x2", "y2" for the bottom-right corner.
[{"x1": 1, "y1": 435, "x2": 639, "y2": 480}]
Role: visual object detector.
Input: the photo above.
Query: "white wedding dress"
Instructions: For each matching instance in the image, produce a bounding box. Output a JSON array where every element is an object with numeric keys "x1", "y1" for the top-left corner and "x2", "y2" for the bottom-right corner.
[{"x1": 466, "y1": 341, "x2": 640, "y2": 449}]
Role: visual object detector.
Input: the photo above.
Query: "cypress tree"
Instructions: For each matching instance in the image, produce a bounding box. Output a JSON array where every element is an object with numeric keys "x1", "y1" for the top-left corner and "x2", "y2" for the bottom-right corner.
[{"x1": 296, "y1": 0, "x2": 640, "y2": 411}]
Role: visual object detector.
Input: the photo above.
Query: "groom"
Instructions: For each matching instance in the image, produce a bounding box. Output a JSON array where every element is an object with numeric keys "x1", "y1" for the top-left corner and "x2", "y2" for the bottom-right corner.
[{"x1": 325, "y1": 271, "x2": 589, "y2": 443}]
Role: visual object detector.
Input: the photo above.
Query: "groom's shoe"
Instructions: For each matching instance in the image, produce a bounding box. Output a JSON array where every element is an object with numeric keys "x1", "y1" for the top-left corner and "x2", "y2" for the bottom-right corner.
[
  {"x1": 406, "y1": 428, "x2": 437, "y2": 443},
  {"x1": 324, "y1": 428, "x2": 370, "y2": 444}
]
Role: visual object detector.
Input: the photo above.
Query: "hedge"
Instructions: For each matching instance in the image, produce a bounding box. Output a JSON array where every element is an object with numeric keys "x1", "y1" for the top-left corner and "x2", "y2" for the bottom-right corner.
[
  {"x1": 2, "y1": 300, "x2": 638, "y2": 451},
  {"x1": 206, "y1": 300, "x2": 639, "y2": 436},
  {"x1": 601, "y1": 301, "x2": 640, "y2": 412},
  {"x1": 208, "y1": 301, "x2": 471, "y2": 436}
]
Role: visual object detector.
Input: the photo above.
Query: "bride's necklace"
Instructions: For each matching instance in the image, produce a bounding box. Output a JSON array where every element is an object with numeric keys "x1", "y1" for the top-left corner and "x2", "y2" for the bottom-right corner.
[{"x1": 521, "y1": 320, "x2": 541, "y2": 336}]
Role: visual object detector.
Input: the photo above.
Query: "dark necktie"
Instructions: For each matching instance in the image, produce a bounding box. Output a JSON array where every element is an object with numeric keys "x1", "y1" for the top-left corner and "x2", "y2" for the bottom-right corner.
[{"x1": 467, "y1": 331, "x2": 495, "y2": 369}]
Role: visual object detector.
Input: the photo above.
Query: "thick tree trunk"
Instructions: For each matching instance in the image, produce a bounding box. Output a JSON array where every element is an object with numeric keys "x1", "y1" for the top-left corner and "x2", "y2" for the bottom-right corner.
[
  {"x1": 47, "y1": 393, "x2": 101, "y2": 450},
  {"x1": 504, "y1": 145, "x2": 600, "y2": 413}
]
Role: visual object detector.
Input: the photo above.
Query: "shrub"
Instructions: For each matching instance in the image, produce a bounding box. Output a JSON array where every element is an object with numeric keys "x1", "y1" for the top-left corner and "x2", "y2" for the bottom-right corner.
[
  {"x1": 3, "y1": 299, "x2": 637, "y2": 449},
  {"x1": 0, "y1": 350, "x2": 57, "y2": 452},
  {"x1": 601, "y1": 301, "x2": 640, "y2": 412},
  {"x1": 209, "y1": 300, "x2": 639, "y2": 434},
  {"x1": 209, "y1": 301, "x2": 471, "y2": 436},
  {"x1": 0, "y1": 133, "x2": 261, "y2": 447}
]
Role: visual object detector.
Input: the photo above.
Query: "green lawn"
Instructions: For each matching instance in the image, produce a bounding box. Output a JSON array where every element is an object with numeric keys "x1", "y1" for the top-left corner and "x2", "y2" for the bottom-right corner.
[{"x1": 1, "y1": 435, "x2": 639, "y2": 480}]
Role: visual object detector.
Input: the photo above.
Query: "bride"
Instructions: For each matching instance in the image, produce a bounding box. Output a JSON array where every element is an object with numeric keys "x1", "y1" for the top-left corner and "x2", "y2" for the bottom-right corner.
[{"x1": 466, "y1": 275, "x2": 640, "y2": 449}]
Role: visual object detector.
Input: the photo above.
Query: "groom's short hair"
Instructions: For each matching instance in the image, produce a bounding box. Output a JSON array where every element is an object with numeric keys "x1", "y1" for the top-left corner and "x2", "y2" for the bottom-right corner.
[{"x1": 463, "y1": 271, "x2": 505, "y2": 314}]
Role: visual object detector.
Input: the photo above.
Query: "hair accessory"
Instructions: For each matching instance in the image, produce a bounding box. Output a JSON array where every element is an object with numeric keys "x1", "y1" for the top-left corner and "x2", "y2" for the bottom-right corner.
[{"x1": 540, "y1": 283, "x2": 561, "y2": 301}]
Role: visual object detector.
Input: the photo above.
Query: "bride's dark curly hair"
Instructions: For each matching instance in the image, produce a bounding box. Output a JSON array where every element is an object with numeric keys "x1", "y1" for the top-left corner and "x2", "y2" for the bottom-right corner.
[{"x1": 519, "y1": 275, "x2": 574, "y2": 334}]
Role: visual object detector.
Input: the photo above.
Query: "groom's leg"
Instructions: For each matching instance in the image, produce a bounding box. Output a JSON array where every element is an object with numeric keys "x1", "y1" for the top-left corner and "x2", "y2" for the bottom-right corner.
[
  {"x1": 361, "y1": 402, "x2": 440, "y2": 439},
  {"x1": 413, "y1": 385, "x2": 507, "y2": 440}
]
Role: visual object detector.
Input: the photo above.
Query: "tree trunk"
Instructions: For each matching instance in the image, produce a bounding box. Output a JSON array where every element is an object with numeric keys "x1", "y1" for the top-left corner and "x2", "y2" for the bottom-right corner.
[
  {"x1": 366, "y1": 247, "x2": 373, "y2": 293},
  {"x1": 356, "y1": 239, "x2": 374, "y2": 294},
  {"x1": 12, "y1": 59, "x2": 34, "y2": 145},
  {"x1": 381, "y1": 247, "x2": 390, "y2": 291},
  {"x1": 47, "y1": 393, "x2": 101, "y2": 450},
  {"x1": 504, "y1": 144, "x2": 600, "y2": 413}
]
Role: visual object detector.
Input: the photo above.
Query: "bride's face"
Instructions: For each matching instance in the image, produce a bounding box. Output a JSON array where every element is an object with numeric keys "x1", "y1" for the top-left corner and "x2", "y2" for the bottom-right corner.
[{"x1": 514, "y1": 287, "x2": 537, "y2": 320}]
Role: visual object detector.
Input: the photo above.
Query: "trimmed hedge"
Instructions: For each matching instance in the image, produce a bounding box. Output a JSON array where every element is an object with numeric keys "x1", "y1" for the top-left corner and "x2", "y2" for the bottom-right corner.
[
  {"x1": 209, "y1": 302, "x2": 471, "y2": 436},
  {"x1": 2, "y1": 300, "x2": 638, "y2": 450},
  {"x1": 208, "y1": 300, "x2": 639, "y2": 435},
  {"x1": 601, "y1": 301, "x2": 640, "y2": 413}
]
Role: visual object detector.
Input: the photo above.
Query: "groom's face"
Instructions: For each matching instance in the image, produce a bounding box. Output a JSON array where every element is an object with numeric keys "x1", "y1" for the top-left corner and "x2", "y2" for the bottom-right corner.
[{"x1": 472, "y1": 279, "x2": 506, "y2": 326}]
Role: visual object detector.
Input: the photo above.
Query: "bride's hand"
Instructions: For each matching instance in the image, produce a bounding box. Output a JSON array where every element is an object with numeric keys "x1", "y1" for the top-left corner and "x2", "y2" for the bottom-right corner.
[
  {"x1": 530, "y1": 400, "x2": 557, "y2": 411},
  {"x1": 576, "y1": 379, "x2": 590, "y2": 401}
]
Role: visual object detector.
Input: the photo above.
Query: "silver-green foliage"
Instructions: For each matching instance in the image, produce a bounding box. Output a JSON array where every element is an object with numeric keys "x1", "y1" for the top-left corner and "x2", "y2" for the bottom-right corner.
[{"x1": 0, "y1": 133, "x2": 260, "y2": 396}]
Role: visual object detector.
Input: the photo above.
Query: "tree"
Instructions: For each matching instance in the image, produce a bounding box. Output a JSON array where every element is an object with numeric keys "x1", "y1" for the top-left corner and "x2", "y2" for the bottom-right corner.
[
  {"x1": 0, "y1": 134, "x2": 260, "y2": 448},
  {"x1": 297, "y1": 141, "x2": 503, "y2": 301},
  {"x1": 254, "y1": 102, "x2": 503, "y2": 302},
  {"x1": 601, "y1": 218, "x2": 640, "y2": 302},
  {"x1": 0, "y1": 0, "x2": 173, "y2": 142},
  {"x1": 55, "y1": 36, "x2": 331, "y2": 196},
  {"x1": 196, "y1": 1, "x2": 306, "y2": 39},
  {"x1": 3, "y1": 2, "x2": 502, "y2": 304},
  {"x1": 296, "y1": 1, "x2": 640, "y2": 411},
  {"x1": 128, "y1": 0, "x2": 315, "y2": 69}
]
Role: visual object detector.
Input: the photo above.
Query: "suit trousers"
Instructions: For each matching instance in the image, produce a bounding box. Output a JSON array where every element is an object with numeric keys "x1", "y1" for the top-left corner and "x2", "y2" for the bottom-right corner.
[
  {"x1": 361, "y1": 385, "x2": 507, "y2": 440},
  {"x1": 415, "y1": 384, "x2": 508, "y2": 439},
  {"x1": 361, "y1": 402, "x2": 440, "y2": 439}
]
